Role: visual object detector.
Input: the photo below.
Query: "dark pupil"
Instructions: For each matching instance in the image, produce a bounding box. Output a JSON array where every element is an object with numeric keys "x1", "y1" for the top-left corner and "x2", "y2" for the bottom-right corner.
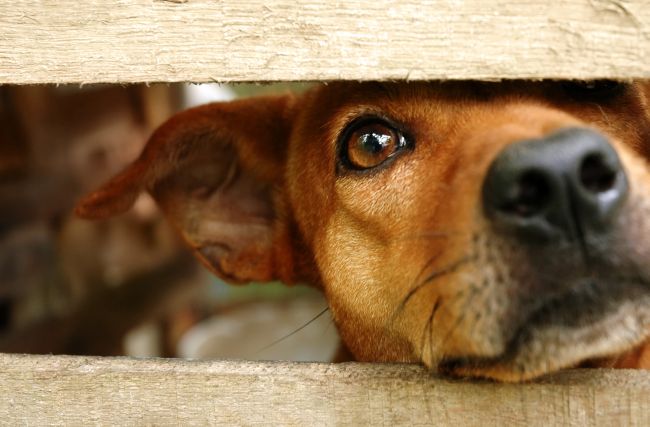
[{"x1": 359, "y1": 131, "x2": 391, "y2": 154}]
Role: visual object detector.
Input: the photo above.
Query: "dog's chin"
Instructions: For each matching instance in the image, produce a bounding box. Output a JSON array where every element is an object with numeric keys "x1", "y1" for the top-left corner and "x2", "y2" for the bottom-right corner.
[{"x1": 438, "y1": 278, "x2": 650, "y2": 382}]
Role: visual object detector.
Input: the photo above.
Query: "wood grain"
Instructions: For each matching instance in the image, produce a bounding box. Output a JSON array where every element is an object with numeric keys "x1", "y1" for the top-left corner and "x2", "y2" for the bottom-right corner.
[
  {"x1": 1, "y1": 0, "x2": 649, "y2": 84},
  {"x1": 0, "y1": 353, "x2": 648, "y2": 425}
]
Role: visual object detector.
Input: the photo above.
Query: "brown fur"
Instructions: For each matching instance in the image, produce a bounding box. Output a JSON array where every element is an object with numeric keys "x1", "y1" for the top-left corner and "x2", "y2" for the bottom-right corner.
[{"x1": 77, "y1": 81, "x2": 650, "y2": 381}]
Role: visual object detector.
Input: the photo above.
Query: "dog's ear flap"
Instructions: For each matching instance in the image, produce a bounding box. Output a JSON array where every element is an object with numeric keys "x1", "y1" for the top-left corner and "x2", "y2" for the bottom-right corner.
[{"x1": 76, "y1": 95, "x2": 297, "y2": 283}]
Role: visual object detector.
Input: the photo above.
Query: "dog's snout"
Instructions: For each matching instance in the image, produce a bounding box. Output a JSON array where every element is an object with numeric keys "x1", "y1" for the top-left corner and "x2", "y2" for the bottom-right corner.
[{"x1": 482, "y1": 127, "x2": 628, "y2": 241}]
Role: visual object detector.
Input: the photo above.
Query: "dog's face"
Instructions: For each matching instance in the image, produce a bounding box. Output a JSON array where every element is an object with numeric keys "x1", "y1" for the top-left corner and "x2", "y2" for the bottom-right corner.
[{"x1": 77, "y1": 81, "x2": 650, "y2": 381}]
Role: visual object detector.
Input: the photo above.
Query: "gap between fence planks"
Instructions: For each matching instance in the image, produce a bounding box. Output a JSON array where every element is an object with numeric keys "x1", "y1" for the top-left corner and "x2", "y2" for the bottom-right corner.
[
  {"x1": 0, "y1": 0, "x2": 649, "y2": 84},
  {"x1": 0, "y1": 353, "x2": 648, "y2": 426}
]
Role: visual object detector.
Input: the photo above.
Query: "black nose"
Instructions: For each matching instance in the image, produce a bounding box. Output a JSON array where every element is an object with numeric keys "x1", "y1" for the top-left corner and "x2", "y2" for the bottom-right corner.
[{"x1": 482, "y1": 128, "x2": 628, "y2": 242}]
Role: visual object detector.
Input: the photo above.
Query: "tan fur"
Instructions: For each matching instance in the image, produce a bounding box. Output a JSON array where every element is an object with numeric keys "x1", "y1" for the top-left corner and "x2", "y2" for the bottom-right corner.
[{"x1": 77, "y1": 81, "x2": 650, "y2": 381}]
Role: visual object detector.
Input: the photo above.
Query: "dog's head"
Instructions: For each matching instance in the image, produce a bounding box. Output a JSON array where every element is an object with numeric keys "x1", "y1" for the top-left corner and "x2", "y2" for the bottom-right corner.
[{"x1": 77, "y1": 81, "x2": 650, "y2": 381}]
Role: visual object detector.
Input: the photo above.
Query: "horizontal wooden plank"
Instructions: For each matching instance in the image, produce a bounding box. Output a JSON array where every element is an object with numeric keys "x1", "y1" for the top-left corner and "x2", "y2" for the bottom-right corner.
[
  {"x1": 1, "y1": 0, "x2": 649, "y2": 84},
  {"x1": 0, "y1": 354, "x2": 648, "y2": 425}
]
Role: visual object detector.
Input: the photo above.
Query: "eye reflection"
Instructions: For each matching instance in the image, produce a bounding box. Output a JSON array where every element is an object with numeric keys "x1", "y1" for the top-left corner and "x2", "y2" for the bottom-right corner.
[
  {"x1": 346, "y1": 122, "x2": 399, "y2": 169},
  {"x1": 359, "y1": 131, "x2": 392, "y2": 153}
]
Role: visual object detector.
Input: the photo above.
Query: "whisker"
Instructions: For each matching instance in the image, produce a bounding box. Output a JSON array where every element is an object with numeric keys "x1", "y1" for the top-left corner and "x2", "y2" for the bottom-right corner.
[
  {"x1": 418, "y1": 298, "x2": 441, "y2": 362},
  {"x1": 439, "y1": 286, "x2": 481, "y2": 349},
  {"x1": 412, "y1": 251, "x2": 444, "y2": 291},
  {"x1": 400, "y1": 256, "x2": 473, "y2": 313},
  {"x1": 386, "y1": 255, "x2": 474, "y2": 331},
  {"x1": 392, "y1": 228, "x2": 477, "y2": 244},
  {"x1": 392, "y1": 231, "x2": 452, "y2": 243},
  {"x1": 254, "y1": 307, "x2": 330, "y2": 355},
  {"x1": 427, "y1": 301, "x2": 439, "y2": 367}
]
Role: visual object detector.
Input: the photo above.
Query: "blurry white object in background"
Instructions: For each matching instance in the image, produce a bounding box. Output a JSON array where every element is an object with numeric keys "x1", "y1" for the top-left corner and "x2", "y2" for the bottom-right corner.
[
  {"x1": 182, "y1": 83, "x2": 235, "y2": 109},
  {"x1": 173, "y1": 83, "x2": 340, "y2": 363},
  {"x1": 124, "y1": 322, "x2": 161, "y2": 358},
  {"x1": 178, "y1": 297, "x2": 339, "y2": 362}
]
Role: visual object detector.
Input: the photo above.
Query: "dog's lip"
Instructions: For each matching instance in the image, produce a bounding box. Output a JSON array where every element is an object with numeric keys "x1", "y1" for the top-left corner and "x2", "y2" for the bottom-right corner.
[{"x1": 439, "y1": 278, "x2": 650, "y2": 382}]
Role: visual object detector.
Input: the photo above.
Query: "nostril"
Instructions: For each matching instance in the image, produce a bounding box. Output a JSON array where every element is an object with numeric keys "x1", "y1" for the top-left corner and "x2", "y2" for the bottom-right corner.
[
  {"x1": 579, "y1": 153, "x2": 617, "y2": 194},
  {"x1": 500, "y1": 171, "x2": 551, "y2": 217}
]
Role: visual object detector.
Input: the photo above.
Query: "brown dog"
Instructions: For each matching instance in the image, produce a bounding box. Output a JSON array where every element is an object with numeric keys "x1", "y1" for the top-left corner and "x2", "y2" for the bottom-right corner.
[{"x1": 76, "y1": 80, "x2": 650, "y2": 382}]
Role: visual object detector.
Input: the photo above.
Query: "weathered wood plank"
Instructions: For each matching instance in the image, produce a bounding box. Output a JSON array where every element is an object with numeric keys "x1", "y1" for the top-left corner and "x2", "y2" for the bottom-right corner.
[
  {"x1": 0, "y1": 353, "x2": 648, "y2": 425},
  {"x1": 1, "y1": 0, "x2": 649, "y2": 84}
]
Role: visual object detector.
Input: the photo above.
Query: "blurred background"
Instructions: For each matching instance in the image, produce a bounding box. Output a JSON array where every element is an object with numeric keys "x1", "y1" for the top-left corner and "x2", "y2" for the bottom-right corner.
[{"x1": 0, "y1": 82, "x2": 339, "y2": 362}]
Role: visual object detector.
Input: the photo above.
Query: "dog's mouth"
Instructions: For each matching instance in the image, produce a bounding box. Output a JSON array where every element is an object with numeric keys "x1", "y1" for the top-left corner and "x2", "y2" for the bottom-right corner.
[{"x1": 439, "y1": 277, "x2": 650, "y2": 382}]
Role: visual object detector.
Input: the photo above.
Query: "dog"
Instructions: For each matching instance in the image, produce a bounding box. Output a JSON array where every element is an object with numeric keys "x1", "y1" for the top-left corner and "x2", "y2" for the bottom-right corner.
[{"x1": 76, "y1": 80, "x2": 650, "y2": 382}]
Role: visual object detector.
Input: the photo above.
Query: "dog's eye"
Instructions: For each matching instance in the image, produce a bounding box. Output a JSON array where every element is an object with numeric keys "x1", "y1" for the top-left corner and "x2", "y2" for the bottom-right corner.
[
  {"x1": 342, "y1": 120, "x2": 406, "y2": 170},
  {"x1": 562, "y1": 80, "x2": 627, "y2": 101}
]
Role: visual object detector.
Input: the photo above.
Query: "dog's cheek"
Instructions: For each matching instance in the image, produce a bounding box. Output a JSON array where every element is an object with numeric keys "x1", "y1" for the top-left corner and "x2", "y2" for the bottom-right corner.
[
  {"x1": 313, "y1": 207, "x2": 423, "y2": 362},
  {"x1": 315, "y1": 161, "x2": 491, "y2": 364}
]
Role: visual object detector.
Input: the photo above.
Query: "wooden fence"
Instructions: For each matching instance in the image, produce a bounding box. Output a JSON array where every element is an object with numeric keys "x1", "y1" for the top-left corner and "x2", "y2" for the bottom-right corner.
[
  {"x1": 1, "y1": 354, "x2": 649, "y2": 426},
  {"x1": 0, "y1": 0, "x2": 649, "y2": 425},
  {"x1": 0, "y1": 0, "x2": 649, "y2": 84}
]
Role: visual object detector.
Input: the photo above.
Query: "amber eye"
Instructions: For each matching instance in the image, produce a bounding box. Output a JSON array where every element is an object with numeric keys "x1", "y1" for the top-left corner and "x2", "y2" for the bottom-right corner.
[{"x1": 344, "y1": 121, "x2": 404, "y2": 170}]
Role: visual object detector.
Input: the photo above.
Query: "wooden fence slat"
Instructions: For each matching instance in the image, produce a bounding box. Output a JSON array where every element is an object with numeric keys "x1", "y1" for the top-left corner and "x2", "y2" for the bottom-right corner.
[
  {"x1": 0, "y1": 353, "x2": 648, "y2": 425},
  {"x1": 0, "y1": 0, "x2": 649, "y2": 84}
]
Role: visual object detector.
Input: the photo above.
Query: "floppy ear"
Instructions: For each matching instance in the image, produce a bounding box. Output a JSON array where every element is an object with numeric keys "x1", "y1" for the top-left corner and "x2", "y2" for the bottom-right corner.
[{"x1": 76, "y1": 94, "x2": 298, "y2": 284}]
